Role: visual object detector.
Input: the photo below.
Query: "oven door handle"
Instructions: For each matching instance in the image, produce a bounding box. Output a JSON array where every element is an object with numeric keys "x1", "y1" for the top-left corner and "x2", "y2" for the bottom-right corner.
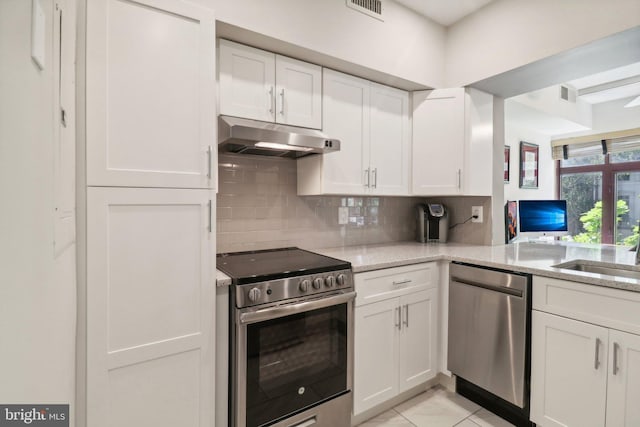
[{"x1": 239, "y1": 291, "x2": 357, "y2": 324}]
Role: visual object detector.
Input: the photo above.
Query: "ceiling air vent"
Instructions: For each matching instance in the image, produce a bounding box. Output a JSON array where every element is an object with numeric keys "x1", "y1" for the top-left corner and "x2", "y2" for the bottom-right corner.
[
  {"x1": 346, "y1": 0, "x2": 383, "y2": 21},
  {"x1": 560, "y1": 85, "x2": 577, "y2": 103}
]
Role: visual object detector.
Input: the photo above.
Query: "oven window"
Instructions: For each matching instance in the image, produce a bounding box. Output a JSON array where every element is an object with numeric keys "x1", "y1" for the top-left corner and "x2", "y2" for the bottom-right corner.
[{"x1": 246, "y1": 303, "x2": 348, "y2": 427}]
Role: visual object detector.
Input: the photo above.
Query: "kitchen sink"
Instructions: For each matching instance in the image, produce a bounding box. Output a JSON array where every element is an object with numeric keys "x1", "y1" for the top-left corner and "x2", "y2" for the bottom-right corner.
[{"x1": 552, "y1": 260, "x2": 640, "y2": 280}]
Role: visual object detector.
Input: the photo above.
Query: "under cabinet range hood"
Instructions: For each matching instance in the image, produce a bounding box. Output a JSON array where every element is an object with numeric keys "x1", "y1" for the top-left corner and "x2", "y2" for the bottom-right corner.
[{"x1": 218, "y1": 115, "x2": 340, "y2": 158}]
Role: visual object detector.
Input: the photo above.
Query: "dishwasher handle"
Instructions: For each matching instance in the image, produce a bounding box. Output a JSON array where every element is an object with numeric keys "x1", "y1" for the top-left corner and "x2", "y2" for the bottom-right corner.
[{"x1": 450, "y1": 276, "x2": 523, "y2": 298}]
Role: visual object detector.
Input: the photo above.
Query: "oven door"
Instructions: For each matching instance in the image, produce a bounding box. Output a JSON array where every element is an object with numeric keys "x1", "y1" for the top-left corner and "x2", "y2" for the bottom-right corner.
[{"x1": 234, "y1": 291, "x2": 355, "y2": 427}]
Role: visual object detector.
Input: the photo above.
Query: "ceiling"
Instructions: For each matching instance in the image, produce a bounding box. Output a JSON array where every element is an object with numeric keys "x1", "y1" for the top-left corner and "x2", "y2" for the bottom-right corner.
[
  {"x1": 567, "y1": 62, "x2": 640, "y2": 105},
  {"x1": 395, "y1": 0, "x2": 494, "y2": 26}
]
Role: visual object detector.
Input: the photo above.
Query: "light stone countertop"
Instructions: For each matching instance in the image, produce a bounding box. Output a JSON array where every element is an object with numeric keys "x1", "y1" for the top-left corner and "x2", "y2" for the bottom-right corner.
[
  {"x1": 217, "y1": 241, "x2": 640, "y2": 293},
  {"x1": 216, "y1": 269, "x2": 232, "y2": 287}
]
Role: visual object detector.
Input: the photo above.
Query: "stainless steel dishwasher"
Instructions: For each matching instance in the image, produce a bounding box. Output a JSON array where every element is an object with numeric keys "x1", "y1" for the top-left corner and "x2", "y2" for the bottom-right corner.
[{"x1": 448, "y1": 262, "x2": 534, "y2": 427}]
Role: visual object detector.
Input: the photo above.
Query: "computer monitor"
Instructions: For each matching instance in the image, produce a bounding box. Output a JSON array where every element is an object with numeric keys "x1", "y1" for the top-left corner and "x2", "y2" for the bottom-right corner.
[{"x1": 518, "y1": 200, "x2": 568, "y2": 237}]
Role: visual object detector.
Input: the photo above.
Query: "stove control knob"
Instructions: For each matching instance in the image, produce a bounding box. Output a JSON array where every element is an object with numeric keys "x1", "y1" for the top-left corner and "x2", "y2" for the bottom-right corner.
[
  {"x1": 312, "y1": 277, "x2": 323, "y2": 289},
  {"x1": 299, "y1": 279, "x2": 311, "y2": 292},
  {"x1": 247, "y1": 288, "x2": 262, "y2": 303},
  {"x1": 325, "y1": 275, "x2": 335, "y2": 288},
  {"x1": 336, "y1": 274, "x2": 347, "y2": 286}
]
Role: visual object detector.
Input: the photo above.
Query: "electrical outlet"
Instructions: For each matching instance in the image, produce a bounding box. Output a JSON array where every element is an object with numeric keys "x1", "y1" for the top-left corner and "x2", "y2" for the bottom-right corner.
[
  {"x1": 471, "y1": 206, "x2": 483, "y2": 223},
  {"x1": 338, "y1": 207, "x2": 349, "y2": 225}
]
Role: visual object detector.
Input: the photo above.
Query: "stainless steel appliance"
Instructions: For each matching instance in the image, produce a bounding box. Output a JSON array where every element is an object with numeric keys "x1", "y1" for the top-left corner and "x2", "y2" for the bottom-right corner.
[
  {"x1": 417, "y1": 203, "x2": 448, "y2": 243},
  {"x1": 448, "y1": 262, "x2": 534, "y2": 426},
  {"x1": 218, "y1": 115, "x2": 340, "y2": 158},
  {"x1": 217, "y1": 248, "x2": 355, "y2": 427}
]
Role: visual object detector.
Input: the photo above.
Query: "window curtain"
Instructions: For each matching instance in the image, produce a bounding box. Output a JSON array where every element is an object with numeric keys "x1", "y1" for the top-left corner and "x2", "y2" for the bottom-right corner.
[{"x1": 551, "y1": 128, "x2": 640, "y2": 160}]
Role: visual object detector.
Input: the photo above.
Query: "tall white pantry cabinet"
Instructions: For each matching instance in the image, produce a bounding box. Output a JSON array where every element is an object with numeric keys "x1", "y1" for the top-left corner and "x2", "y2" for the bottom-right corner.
[{"x1": 79, "y1": 0, "x2": 217, "y2": 426}]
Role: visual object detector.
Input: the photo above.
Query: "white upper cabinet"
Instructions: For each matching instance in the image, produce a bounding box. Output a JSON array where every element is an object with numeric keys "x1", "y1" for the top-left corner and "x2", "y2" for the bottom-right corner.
[
  {"x1": 219, "y1": 40, "x2": 322, "y2": 129},
  {"x1": 275, "y1": 54, "x2": 322, "y2": 129},
  {"x1": 369, "y1": 83, "x2": 410, "y2": 195},
  {"x1": 299, "y1": 69, "x2": 370, "y2": 195},
  {"x1": 218, "y1": 40, "x2": 275, "y2": 123},
  {"x1": 411, "y1": 88, "x2": 493, "y2": 196},
  {"x1": 86, "y1": 0, "x2": 216, "y2": 189},
  {"x1": 297, "y1": 69, "x2": 409, "y2": 196},
  {"x1": 412, "y1": 88, "x2": 465, "y2": 195}
]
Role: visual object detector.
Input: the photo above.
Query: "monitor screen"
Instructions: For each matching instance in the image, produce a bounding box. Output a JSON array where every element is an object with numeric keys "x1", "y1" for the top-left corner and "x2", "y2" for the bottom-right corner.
[{"x1": 518, "y1": 200, "x2": 568, "y2": 234}]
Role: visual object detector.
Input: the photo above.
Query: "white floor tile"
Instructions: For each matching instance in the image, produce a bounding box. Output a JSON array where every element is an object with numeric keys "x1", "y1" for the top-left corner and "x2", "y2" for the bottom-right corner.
[
  {"x1": 467, "y1": 409, "x2": 515, "y2": 427},
  {"x1": 358, "y1": 409, "x2": 415, "y2": 427},
  {"x1": 393, "y1": 386, "x2": 481, "y2": 427},
  {"x1": 455, "y1": 420, "x2": 480, "y2": 427}
]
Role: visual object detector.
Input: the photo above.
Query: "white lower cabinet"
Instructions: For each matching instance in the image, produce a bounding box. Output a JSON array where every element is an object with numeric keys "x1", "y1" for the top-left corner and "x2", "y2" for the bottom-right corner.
[
  {"x1": 531, "y1": 276, "x2": 640, "y2": 427},
  {"x1": 86, "y1": 187, "x2": 215, "y2": 427},
  {"x1": 606, "y1": 329, "x2": 640, "y2": 427},
  {"x1": 531, "y1": 311, "x2": 608, "y2": 427},
  {"x1": 353, "y1": 264, "x2": 438, "y2": 415}
]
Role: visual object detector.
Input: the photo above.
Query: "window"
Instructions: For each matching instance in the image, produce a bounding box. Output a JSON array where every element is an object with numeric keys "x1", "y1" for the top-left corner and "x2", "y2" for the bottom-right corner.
[{"x1": 557, "y1": 152, "x2": 640, "y2": 246}]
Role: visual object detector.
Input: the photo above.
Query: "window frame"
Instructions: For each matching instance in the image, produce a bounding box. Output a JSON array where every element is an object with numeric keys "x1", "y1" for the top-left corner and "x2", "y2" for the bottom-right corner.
[{"x1": 557, "y1": 156, "x2": 640, "y2": 244}]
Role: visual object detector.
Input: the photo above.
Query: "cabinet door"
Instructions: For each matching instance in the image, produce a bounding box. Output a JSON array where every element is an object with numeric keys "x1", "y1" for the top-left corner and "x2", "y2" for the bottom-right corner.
[
  {"x1": 412, "y1": 88, "x2": 465, "y2": 195},
  {"x1": 399, "y1": 288, "x2": 437, "y2": 393},
  {"x1": 369, "y1": 83, "x2": 409, "y2": 196},
  {"x1": 87, "y1": 187, "x2": 215, "y2": 427},
  {"x1": 87, "y1": 0, "x2": 216, "y2": 188},
  {"x1": 354, "y1": 298, "x2": 399, "y2": 415},
  {"x1": 606, "y1": 329, "x2": 640, "y2": 427},
  {"x1": 275, "y1": 55, "x2": 322, "y2": 129},
  {"x1": 530, "y1": 311, "x2": 608, "y2": 427},
  {"x1": 219, "y1": 39, "x2": 275, "y2": 123},
  {"x1": 321, "y1": 69, "x2": 371, "y2": 194}
]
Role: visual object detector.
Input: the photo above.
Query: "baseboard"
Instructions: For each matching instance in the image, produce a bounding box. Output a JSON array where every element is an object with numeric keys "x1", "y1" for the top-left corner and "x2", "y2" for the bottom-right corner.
[{"x1": 350, "y1": 377, "x2": 439, "y2": 426}]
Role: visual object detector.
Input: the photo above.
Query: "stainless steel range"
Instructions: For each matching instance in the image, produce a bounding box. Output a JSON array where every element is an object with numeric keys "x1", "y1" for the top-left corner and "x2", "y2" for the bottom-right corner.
[{"x1": 217, "y1": 247, "x2": 355, "y2": 427}]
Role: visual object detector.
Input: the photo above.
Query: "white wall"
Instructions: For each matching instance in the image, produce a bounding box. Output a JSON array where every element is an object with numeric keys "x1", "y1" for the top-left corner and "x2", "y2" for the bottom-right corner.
[
  {"x1": 512, "y1": 86, "x2": 592, "y2": 129},
  {"x1": 196, "y1": 0, "x2": 446, "y2": 88},
  {"x1": 504, "y1": 121, "x2": 556, "y2": 202},
  {"x1": 0, "y1": 0, "x2": 76, "y2": 419},
  {"x1": 592, "y1": 97, "x2": 640, "y2": 132},
  {"x1": 446, "y1": 0, "x2": 640, "y2": 88}
]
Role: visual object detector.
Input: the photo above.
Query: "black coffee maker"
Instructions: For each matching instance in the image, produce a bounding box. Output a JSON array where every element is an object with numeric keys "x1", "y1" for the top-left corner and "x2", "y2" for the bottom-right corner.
[{"x1": 417, "y1": 203, "x2": 449, "y2": 243}]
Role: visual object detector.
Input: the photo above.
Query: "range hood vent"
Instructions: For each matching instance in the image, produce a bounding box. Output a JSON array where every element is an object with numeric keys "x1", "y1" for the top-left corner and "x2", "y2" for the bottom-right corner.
[{"x1": 218, "y1": 116, "x2": 340, "y2": 159}]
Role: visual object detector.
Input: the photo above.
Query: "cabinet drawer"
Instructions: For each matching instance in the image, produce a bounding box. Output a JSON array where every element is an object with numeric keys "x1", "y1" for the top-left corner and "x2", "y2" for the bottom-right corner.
[
  {"x1": 355, "y1": 263, "x2": 437, "y2": 306},
  {"x1": 533, "y1": 276, "x2": 640, "y2": 335}
]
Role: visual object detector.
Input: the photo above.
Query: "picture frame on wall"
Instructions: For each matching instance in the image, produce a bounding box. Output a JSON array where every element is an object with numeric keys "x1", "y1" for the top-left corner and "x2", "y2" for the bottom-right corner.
[
  {"x1": 519, "y1": 141, "x2": 539, "y2": 189},
  {"x1": 504, "y1": 145, "x2": 510, "y2": 183}
]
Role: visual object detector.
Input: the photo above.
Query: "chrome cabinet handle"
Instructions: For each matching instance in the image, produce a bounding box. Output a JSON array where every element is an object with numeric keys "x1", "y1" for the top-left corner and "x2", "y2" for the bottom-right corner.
[
  {"x1": 279, "y1": 89, "x2": 285, "y2": 115},
  {"x1": 594, "y1": 338, "x2": 601, "y2": 369},
  {"x1": 372, "y1": 168, "x2": 377, "y2": 188},
  {"x1": 402, "y1": 304, "x2": 409, "y2": 327},
  {"x1": 207, "y1": 200, "x2": 212, "y2": 233},
  {"x1": 457, "y1": 169, "x2": 461, "y2": 189},
  {"x1": 207, "y1": 146, "x2": 212, "y2": 179},
  {"x1": 364, "y1": 169, "x2": 370, "y2": 188},
  {"x1": 395, "y1": 306, "x2": 401, "y2": 330},
  {"x1": 268, "y1": 86, "x2": 274, "y2": 114},
  {"x1": 613, "y1": 342, "x2": 620, "y2": 375},
  {"x1": 392, "y1": 279, "x2": 412, "y2": 286}
]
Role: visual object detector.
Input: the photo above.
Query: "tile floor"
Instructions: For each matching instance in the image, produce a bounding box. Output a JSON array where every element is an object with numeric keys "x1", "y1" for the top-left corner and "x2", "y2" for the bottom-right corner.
[{"x1": 357, "y1": 386, "x2": 515, "y2": 427}]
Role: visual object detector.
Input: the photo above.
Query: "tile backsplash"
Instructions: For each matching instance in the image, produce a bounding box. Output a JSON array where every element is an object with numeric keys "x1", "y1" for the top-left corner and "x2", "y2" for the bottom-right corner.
[{"x1": 216, "y1": 154, "x2": 492, "y2": 253}]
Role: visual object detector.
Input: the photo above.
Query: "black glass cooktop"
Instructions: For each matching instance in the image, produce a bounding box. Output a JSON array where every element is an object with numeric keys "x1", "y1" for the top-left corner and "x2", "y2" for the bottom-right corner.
[{"x1": 217, "y1": 247, "x2": 351, "y2": 285}]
